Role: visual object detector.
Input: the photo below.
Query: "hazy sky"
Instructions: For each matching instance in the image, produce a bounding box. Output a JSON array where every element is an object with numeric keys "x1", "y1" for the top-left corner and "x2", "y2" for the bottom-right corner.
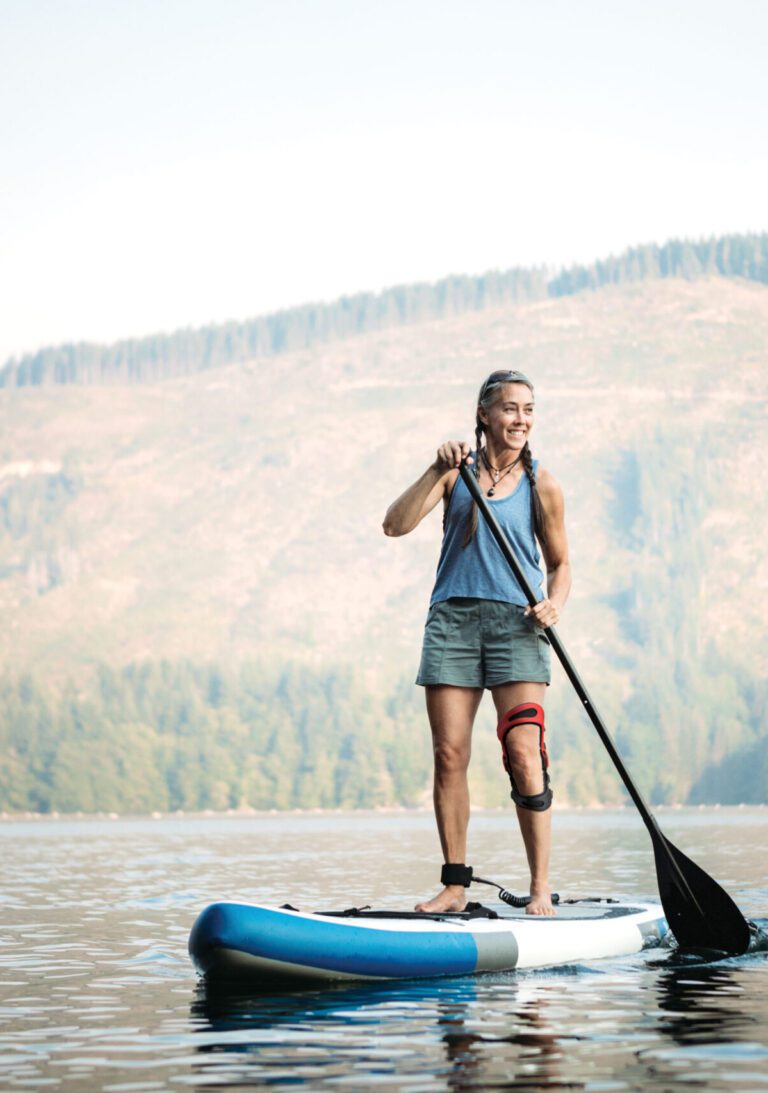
[{"x1": 1, "y1": 0, "x2": 766, "y2": 362}]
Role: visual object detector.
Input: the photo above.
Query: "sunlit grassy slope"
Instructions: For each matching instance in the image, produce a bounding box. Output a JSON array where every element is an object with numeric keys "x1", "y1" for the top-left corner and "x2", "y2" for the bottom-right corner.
[{"x1": 1, "y1": 276, "x2": 766, "y2": 806}]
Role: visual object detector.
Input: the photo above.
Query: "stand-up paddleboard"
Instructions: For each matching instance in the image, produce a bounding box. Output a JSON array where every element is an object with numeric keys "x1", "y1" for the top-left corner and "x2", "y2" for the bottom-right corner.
[{"x1": 189, "y1": 899, "x2": 668, "y2": 984}]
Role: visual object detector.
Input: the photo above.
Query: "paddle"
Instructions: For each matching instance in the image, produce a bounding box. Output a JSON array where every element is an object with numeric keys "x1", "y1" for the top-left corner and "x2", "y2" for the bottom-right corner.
[{"x1": 459, "y1": 460, "x2": 751, "y2": 955}]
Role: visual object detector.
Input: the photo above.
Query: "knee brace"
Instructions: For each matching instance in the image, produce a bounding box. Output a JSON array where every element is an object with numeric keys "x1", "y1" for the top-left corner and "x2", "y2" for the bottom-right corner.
[{"x1": 496, "y1": 702, "x2": 553, "y2": 811}]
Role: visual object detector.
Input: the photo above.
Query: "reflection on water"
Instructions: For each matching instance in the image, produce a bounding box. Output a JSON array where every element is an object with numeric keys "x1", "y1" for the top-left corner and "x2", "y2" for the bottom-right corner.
[
  {"x1": 190, "y1": 943, "x2": 768, "y2": 1091},
  {"x1": 637, "y1": 957, "x2": 768, "y2": 1090},
  {"x1": 0, "y1": 810, "x2": 767, "y2": 1091},
  {"x1": 656, "y1": 963, "x2": 754, "y2": 1046},
  {"x1": 192, "y1": 975, "x2": 565, "y2": 1090}
]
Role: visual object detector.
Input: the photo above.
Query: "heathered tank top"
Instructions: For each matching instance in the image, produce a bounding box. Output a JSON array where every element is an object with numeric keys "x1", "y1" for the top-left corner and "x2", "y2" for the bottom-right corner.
[{"x1": 429, "y1": 456, "x2": 544, "y2": 607}]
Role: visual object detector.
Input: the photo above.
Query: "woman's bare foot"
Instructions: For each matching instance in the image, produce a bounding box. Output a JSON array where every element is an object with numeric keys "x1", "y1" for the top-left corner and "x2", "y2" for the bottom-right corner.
[
  {"x1": 526, "y1": 883, "x2": 556, "y2": 916},
  {"x1": 415, "y1": 885, "x2": 467, "y2": 913}
]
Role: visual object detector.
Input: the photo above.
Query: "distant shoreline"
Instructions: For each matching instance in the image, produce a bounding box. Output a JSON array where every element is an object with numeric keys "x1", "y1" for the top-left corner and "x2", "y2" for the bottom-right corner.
[{"x1": 2, "y1": 802, "x2": 766, "y2": 824}]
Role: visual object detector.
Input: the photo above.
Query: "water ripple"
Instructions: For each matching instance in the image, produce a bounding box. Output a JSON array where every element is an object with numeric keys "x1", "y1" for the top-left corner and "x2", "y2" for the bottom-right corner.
[{"x1": 1, "y1": 810, "x2": 767, "y2": 1091}]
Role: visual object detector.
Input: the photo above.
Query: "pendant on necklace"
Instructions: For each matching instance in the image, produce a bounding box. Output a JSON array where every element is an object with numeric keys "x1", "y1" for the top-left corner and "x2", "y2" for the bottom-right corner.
[{"x1": 487, "y1": 486, "x2": 496, "y2": 497}]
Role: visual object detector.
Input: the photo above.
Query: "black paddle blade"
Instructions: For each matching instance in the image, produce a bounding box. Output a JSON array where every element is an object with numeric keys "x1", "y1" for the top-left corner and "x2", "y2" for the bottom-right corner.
[{"x1": 653, "y1": 833, "x2": 751, "y2": 954}]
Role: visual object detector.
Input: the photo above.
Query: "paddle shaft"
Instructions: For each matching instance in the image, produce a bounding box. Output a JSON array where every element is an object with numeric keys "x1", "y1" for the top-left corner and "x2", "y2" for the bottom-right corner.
[{"x1": 458, "y1": 463, "x2": 689, "y2": 869}]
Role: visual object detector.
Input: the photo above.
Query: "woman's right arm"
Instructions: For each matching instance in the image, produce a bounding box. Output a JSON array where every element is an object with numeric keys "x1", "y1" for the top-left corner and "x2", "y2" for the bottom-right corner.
[{"x1": 382, "y1": 441, "x2": 470, "y2": 537}]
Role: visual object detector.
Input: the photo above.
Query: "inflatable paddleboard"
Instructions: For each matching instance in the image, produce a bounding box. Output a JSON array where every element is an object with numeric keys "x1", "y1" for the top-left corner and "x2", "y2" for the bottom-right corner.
[{"x1": 189, "y1": 899, "x2": 667, "y2": 983}]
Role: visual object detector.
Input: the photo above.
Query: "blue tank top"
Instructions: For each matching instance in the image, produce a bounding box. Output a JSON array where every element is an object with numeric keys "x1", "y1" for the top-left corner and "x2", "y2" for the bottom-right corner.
[{"x1": 429, "y1": 457, "x2": 544, "y2": 607}]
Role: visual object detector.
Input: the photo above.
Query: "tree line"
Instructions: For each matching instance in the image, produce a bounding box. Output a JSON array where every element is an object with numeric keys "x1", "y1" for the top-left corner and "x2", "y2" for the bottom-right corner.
[
  {"x1": 0, "y1": 661, "x2": 432, "y2": 814},
  {"x1": 0, "y1": 649, "x2": 763, "y2": 815},
  {"x1": 2, "y1": 232, "x2": 766, "y2": 388}
]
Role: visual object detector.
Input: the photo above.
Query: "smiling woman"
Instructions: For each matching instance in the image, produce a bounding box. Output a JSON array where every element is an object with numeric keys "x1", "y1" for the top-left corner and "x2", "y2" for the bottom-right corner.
[{"x1": 383, "y1": 370, "x2": 571, "y2": 918}]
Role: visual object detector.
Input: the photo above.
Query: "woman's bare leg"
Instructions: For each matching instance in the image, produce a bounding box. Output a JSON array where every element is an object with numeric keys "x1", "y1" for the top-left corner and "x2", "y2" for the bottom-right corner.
[
  {"x1": 415, "y1": 684, "x2": 483, "y2": 913},
  {"x1": 491, "y1": 682, "x2": 555, "y2": 916}
]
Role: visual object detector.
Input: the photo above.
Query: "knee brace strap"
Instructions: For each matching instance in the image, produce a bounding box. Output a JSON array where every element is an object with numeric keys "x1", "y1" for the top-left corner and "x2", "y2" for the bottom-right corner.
[{"x1": 496, "y1": 702, "x2": 553, "y2": 811}]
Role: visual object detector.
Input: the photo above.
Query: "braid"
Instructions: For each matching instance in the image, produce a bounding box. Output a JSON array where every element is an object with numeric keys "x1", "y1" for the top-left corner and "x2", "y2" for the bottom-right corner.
[
  {"x1": 522, "y1": 442, "x2": 547, "y2": 548},
  {"x1": 462, "y1": 419, "x2": 485, "y2": 546}
]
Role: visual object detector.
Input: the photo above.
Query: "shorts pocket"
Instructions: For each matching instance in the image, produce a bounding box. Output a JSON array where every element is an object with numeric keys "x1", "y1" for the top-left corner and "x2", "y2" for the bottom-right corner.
[
  {"x1": 425, "y1": 601, "x2": 444, "y2": 627},
  {"x1": 536, "y1": 629, "x2": 552, "y2": 670},
  {"x1": 423, "y1": 601, "x2": 450, "y2": 644}
]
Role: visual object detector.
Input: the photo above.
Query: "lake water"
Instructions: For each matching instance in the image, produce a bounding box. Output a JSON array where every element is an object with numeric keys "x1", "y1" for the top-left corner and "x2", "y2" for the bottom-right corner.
[{"x1": 1, "y1": 809, "x2": 767, "y2": 1091}]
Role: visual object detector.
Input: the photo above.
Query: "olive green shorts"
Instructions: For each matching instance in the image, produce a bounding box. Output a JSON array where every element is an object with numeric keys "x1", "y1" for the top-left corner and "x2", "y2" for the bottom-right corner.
[{"x1": 416, "y1": 597, "x2": 551, "y2": 689}]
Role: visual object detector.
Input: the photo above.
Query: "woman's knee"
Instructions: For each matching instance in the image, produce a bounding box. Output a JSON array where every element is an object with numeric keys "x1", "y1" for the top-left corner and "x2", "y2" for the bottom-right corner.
[
  {"x1": 503, "y1": 734, "x2": 544, "y2": 787},
  {"x1": 432, "y1": 737, "x2": 471, "y2": 775}
]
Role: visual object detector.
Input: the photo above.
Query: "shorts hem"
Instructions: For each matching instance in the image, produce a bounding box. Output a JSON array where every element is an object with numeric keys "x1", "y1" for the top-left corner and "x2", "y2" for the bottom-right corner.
[
  {"x1": 415, "y1": 673, "x2": 551, "y2": 689},
  {"x1": 415, "y1": 676, "x2": 484, "y2": 689},
  {"x1": 484, "y1": 674, "x2": 551, "y2": 687}
]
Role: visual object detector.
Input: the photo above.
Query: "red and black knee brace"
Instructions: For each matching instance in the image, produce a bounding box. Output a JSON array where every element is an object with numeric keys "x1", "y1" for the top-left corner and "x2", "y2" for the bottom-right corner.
[{"x1": 496, "y1": 702, "x2": 553, "y2": 811}]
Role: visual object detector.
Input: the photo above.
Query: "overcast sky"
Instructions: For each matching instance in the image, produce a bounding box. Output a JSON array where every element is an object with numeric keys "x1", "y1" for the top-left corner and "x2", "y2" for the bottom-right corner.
[{"x1": 1, "y1": 0, "x2": 766, "y2": 362}]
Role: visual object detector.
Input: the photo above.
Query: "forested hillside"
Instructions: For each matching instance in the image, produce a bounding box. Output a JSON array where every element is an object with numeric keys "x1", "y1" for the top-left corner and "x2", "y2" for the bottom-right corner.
[
  {"x1": 1, "y1": 246, "x2": 766, "y2": 813},
  {"x1": 1, "y1": 232, "x2": 766, "y2": 388}
]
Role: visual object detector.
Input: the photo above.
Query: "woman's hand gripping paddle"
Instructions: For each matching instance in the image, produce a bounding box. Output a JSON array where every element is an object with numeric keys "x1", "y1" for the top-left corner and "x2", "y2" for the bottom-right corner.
[{"x1": 459, "y1": 460, "x2": 751, "y2": 954}]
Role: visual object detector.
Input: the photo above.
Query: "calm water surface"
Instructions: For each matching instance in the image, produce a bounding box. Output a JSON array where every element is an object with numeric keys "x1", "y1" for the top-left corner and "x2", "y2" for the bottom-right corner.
[{"x1": 1, "y1": 809, "x2": 767, "y2": 1092}]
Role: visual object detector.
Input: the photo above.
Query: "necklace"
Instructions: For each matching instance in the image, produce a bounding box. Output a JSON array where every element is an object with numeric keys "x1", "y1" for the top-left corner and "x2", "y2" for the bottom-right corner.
[{"x1": 481, "y1": 449, "x2": 522, "y2": 496}]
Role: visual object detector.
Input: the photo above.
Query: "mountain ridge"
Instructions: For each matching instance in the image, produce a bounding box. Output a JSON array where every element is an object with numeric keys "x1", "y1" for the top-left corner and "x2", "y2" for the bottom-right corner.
[{"x1": 2, "y1": 231, "x2": 767, "y2": 388}]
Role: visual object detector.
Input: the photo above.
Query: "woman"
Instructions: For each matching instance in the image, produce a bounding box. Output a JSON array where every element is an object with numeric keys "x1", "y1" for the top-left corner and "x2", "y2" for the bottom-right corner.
[{"x1": 383, "y1": 370, "x2": 571, "y2": 916}]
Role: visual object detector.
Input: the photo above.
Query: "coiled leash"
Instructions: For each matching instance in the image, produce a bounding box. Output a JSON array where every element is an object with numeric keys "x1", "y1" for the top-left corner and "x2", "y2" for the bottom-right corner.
[{"x1": 441, "y1": 863, "x2": 559, "y2": 908}]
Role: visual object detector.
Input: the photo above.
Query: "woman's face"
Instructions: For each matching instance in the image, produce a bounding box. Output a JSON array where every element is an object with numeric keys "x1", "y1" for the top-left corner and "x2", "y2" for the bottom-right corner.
[{"x1": 479, "y1": 382, "x2": 535, "y2": 453}]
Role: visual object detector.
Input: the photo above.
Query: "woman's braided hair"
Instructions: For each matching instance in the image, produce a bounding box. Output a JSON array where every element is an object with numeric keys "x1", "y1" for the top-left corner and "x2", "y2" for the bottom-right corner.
[{"x1": 463, "y1": 370, "x2": 547, "y2": 548}]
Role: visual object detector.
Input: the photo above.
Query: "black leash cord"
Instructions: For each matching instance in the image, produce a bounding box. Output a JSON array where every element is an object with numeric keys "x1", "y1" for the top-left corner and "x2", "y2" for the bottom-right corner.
[{"x1": 472, "y1": 875, "x2": 560, "y2": 908}]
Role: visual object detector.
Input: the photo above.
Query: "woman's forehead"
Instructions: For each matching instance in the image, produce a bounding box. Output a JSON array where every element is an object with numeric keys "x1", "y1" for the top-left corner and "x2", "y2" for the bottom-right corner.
[{"x1": 494, "y1": 382, "x2": 534, "y2": 404}]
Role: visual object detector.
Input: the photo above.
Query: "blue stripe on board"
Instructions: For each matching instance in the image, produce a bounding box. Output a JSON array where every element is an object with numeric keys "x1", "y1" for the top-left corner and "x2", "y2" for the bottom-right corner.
[{"x1": 190, "y1": 904, "x2": 479, "y2": 977}]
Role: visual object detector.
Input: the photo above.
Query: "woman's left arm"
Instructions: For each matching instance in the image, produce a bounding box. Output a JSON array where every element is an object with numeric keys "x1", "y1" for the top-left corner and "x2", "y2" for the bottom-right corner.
[{"x1": 524, "y1": 467, "x2": 572, "y2": 629}]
